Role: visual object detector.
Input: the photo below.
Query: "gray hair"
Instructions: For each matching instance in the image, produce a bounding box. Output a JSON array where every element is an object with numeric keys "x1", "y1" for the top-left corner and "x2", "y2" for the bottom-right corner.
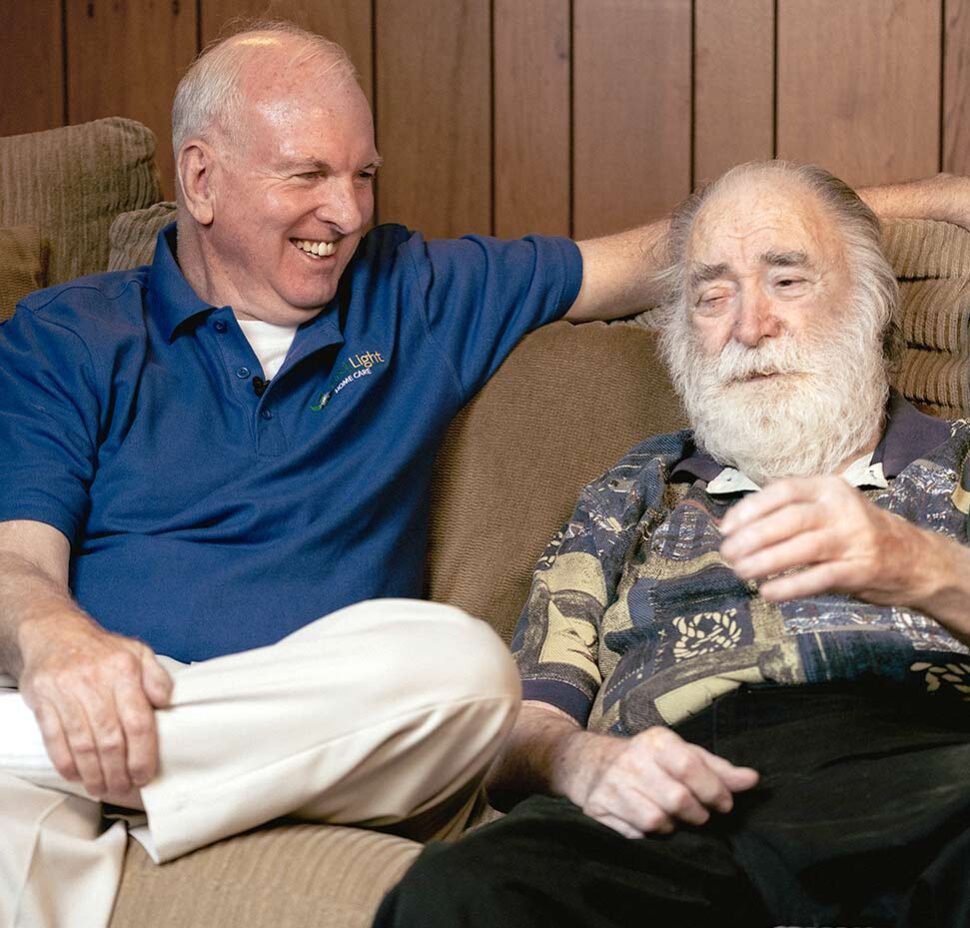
[
  {"x1": 172, "y1": 20, "x2": 359, "y2": 158},
  {"x1": 656, "y1": 160, "x2": 903, "y2": 373}
]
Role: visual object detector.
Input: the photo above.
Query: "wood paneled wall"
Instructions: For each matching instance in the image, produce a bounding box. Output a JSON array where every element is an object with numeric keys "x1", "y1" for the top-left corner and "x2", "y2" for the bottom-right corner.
[{"x1": 3, "y1": 0, "x2": 968, "y2": 240}]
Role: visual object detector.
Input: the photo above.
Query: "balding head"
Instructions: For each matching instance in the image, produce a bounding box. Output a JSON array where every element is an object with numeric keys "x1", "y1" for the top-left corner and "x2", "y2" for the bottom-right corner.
[{"x1": 172, "y1": 21, "x2": 360, "y2": 159}]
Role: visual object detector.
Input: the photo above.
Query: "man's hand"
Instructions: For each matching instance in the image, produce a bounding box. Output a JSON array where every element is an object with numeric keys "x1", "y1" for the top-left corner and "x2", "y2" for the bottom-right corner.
[
  {"x1": 18, "y1": 613, "x2": 173, "y2": 802},
  {"x1": 719, "y1": 475, "x2": 944, "y2": 606},
  {"x1": 561, "y1": 724, "x2": 759, "y2": 839}
]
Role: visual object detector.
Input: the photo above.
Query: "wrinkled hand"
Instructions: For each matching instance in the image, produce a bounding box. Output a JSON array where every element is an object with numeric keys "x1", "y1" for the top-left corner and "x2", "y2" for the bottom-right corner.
[
  {"x1": 19, "y1": 616, "x2": 173, "y2": 801},
  {"x1": 720, "y1": 475, "x2": 936, "y2": 605},
  {"x1": 566, "y1": 726, "x2": 759, "y2": 839}
]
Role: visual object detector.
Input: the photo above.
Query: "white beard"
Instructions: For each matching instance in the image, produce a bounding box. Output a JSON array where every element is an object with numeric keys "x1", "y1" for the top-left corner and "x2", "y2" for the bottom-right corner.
[{"x1": 662, "y1": 305, "x2": 889, "y2": 487}]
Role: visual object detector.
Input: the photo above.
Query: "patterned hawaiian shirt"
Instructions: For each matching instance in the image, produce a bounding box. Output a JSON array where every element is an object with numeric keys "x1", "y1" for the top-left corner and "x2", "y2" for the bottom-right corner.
[{"x1": 512, "y1": 394, "x2": 970, "y2": 736}]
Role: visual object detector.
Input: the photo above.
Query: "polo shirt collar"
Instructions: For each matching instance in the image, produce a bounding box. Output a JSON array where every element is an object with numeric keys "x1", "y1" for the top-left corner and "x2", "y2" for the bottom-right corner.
[
  {"x1": 671, "y1": 390, "x2": 951, "y2": 492},
  {"x1": 148, "y1": 224, "x2": 215, "y2": 341},
  {"x1": 147, "y1": 223, "x2": 344, "y2": 356}
]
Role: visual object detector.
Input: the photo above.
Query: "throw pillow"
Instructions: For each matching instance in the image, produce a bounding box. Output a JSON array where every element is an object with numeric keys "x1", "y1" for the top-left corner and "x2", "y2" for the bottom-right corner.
[
  {"x1": 0, "y1": 225, "x2": 45, "y2": 321},
  {"x1": 0, "y1": 117, "x2": 162, "y2": 286},
  {"x1": 108, "y1": 201, "x2": 176, "y2": 271}
]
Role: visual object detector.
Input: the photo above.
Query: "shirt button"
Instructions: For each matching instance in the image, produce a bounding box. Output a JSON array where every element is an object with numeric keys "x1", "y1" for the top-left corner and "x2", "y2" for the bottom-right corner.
[
  {"x1": 236, "y1": 366, "x2": 251, "y2": 379},
  {"x1": 213, "y1": 320, "x2": 228, "y2": 333},
  {"x1": 260, "y1": 408, "x2": 274, "y2": 420}
]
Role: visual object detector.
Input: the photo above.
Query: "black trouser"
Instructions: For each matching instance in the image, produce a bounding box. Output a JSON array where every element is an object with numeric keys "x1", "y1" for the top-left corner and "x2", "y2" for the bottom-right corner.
[{"x1": 374, "y1": 684, "x2": 970, "y2": 928}]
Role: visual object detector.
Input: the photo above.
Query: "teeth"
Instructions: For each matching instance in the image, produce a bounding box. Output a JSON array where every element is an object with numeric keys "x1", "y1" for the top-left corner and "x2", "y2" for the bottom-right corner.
[{"x1": 294, "y1": 239, "x2": 336, "y2": 257}]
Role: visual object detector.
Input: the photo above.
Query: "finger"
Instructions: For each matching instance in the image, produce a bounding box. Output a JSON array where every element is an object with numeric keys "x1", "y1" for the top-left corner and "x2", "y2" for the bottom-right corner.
[
  {"x1": 696, "y1": 749, "x2": 760, "y2": 793},
  {"x1": 140, "y1": 650, "x2": 174, "y2": 708},
  {"x1": 589, "y1": 773, "x2": 684, "y2": 833},
  {"x1": 86, "y1": 687, "x2": 132, "y2": 795},
  {"x1": 720, "y1": 477, "x2": 825, "y2": 535},
  {"x1": 653, "y1": 748, "x2": 730, "y2": 819},
  {"x1": 590, "y1": 812, "x2": 647, "y2": 840},
  {"x1": 757, "y1": 561, "x2": 856, "y2": 602},
  {"x1": 54, "y1": 694, "x2": 107, "y2": 797},
  {"x1": 720, "y1": 502, "x2": 822, "y2": 563},
  {"x1": 728, "y1": 529, "x2": 833, "y2": 583},
  {"x1": 114, "y1": 677, "x2": 160, "y2": 786},
  {"x1": 33, "y1": 699, "x2": 80, "y2": 782}
]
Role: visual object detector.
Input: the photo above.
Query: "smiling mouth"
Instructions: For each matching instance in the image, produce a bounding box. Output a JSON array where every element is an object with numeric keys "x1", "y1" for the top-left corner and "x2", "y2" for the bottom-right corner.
[{"x1": 292, "y1": 238, "x2": 337, "y2": 258}]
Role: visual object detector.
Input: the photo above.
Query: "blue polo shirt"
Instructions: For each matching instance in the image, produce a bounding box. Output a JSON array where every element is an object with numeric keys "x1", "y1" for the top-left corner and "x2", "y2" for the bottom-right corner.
[{"x1": 0, "y1": 223, "x2": 581, "y2": 661}]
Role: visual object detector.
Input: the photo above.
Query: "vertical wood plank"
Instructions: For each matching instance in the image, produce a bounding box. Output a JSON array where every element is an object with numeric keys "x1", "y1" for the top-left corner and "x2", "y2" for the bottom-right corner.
[
  {"x1": 0, "y1": 0, "x2": 64, "y2": 136},
  {"x1": 376, "y1": 0, "x2": 491, "y2": 238},
  {"x1": 777, "y1": 0, "x2": 940, "y2": 187},
  {"x1": 494, "y1": 0, "x2": 570, "y2": 238},
  {"x1": 694, "y1": 0, "x2": 774, "y2": 185},
  {"x1": 944, "y1": 0, "x2": 970, "y2": 176},
  {"x1": 200, "y1": 0, "x2": 374, "y2": 103},
  {"x1": 573, "y1": 0, "x2": 692, "y2": 239},
  {"x1": 66, "y1": 0, "x2": 198, "y2": 198}
]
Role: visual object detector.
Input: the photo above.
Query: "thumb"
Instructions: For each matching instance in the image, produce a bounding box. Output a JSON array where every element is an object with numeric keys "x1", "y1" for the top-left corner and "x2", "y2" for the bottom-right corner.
[{"x1": 141, "y1": 649, "x2": 174, "y2": 707}]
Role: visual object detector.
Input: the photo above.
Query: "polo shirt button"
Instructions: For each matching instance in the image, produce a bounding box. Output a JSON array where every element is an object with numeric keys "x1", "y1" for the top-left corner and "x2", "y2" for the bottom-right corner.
[
  {"x1": 236, "y1": 366, "x2": 251, "y2": 379},
  {"x1": 213, "y1": 320, "x2": 228, "y2": 333},
  {"x1": 260, "y1": 408, "x2": 274, "y2": 420}
]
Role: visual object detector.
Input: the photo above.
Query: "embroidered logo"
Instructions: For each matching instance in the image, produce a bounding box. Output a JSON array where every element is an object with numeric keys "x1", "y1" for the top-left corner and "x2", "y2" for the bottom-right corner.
[{"x1": 311, "y1": 350, "x2": 385, "y2": 411}]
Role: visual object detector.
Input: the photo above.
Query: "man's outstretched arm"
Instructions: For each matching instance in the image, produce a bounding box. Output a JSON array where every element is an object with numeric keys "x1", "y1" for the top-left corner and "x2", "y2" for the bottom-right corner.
[
  {"x1": 565, "y1": 173, "x2": 970, "y2": 323},
  {"x1": 487, "y1": 699, "x2": 759, "y2": 839},
  {"x1": 0, "y1": 519, "x2": 172, "y2": 802}
]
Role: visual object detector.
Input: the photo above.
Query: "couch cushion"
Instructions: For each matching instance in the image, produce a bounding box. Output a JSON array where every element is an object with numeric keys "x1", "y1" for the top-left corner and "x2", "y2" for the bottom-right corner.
[
  {"x1": 108, "y1": 201, "x2": 176, "y2": 271},
  {"x1": 0, "y1": 225, "x2": 45, "y2": 321},
  {"x1": 0, "y1": 118, "x2": 162, "y2": 286},
  {"x1": 109, "y1": 823, "x2": 421, "y2": 928},
  {"x1": 428, "y1": 320, "x2": 687, "y2": 642},
  {"x1": 883, "y1": 218, "x2": 970, "y2": 418}
]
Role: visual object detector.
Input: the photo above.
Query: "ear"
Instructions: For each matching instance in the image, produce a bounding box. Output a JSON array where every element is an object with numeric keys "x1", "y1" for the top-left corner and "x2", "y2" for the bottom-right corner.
[{"x1": 177, "y1": 141, "x2": 217, "y2": 226}]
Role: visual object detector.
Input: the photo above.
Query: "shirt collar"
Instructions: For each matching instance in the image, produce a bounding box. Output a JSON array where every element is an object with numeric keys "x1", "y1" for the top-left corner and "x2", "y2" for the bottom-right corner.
[
  {"x1": 672, "y1": 391, "x2": 950, "y2": 493},
  {"x1": 148, "y1": 224, "x2": 215, "y2": 341},
  {"x1": 146, "y1": 223, "x2": 344, "y2": 356}
]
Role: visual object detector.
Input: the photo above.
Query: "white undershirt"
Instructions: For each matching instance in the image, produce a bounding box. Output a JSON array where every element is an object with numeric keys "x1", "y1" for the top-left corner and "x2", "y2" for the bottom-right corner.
[{"x1": 236, "y1": 319, "x2": 299, "y2": 380}]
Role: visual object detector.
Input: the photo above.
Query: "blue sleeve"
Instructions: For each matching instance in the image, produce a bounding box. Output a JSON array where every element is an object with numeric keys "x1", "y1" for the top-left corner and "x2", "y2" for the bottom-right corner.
[
  {"x1": 402, "y1": 233, "x2": 582, "y2": 403},
  {"x1": 0, "y1": 305, "x2": 102, "y2": 541}
]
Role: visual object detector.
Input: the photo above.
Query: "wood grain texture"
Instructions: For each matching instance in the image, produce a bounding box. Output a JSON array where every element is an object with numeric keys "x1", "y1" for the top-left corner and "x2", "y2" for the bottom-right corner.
[
  {"x1": 376, "y1": 0, "x2": 491, "y2": 237},
  {"x1": 573, "y1": 0, "x2": 692, "y2": 239},
  {"x1": 694, "y1": 0, "x2": 774, "y2": 185},
  {"x1": 777, "y1": 0, "x2": 940, "y2": 187},
  {"x1": 0, "y1": 0, "x2": 64, "y2": 136},
  {"x1": 66, "y1": 0, "x2": 198, "y2": 198},
  {"x1": 200, "y1": 0, "x2": 374, "y2": 102},
  {"x1": 494, "y1": 0, "x2": 570, "y2": 238},
  {"x1": 944, "y1": 0, "x2": 970, "y2": 176}
]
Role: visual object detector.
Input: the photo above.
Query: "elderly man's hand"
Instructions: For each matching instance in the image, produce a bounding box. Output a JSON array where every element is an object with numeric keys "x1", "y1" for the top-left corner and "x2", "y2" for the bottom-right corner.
[
  {"x1": 19, "y1": 613, "x2": 173, "y2": 803},
  {"x1": 562, "y1": 725, "x2": 759, "y2": 839},
  {"x1": 718, "y1": 475, "x2": 941, "y2": 606}
]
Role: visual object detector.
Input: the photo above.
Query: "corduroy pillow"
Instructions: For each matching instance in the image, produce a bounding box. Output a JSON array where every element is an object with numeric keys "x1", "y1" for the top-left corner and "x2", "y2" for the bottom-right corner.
[
  {"x1": 883, "y1": 218, "x2": 970, "y2": 419},
  {"x1": 0, "y1": 117, "x2": 162, "y2": 287},
  {"x1": 0, "y1": 225, "x2": 45, "y2": 321},
  {"x1": 428, "y1": 320, "x2": 687, "y2": 642},
  {"x1": 108, "y1": 201, "x2": 176, "y2": 271}
]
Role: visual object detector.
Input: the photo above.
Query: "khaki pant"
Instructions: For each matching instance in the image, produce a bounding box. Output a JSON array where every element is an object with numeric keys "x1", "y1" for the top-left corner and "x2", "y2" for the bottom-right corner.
[{"x1": 0, "y1": 599, "x2": 521, "y2": 928}]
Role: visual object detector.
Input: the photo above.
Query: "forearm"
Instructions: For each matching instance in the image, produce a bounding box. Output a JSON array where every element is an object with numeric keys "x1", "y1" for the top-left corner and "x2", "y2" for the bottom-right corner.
[
  {"x1": 487, "y1": 700, "x2": 610, "y2": 800},
  {"x1": 0, "y1": 550, "x2": 95, "y2": 679},
  {"x1": 860, "y1": 173, "x2": 970, "y2": 226},
  {"x1": 906, "y1": 528, "x2": 970, "y2": 643},
  {"x1": 567, "y1": 220, "x2": 670, "y2": 322}
]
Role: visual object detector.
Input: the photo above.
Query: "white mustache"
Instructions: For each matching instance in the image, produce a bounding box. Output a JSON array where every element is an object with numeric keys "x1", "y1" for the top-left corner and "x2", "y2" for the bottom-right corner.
[{"x1": 710, "y1": 335, "x2": 823, "y2": 385}]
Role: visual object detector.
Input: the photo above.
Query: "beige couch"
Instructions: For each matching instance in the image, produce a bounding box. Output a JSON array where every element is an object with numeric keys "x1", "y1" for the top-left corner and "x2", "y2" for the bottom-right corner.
[{"x1": 2, "y1": 117, "x2": 970, "y2": 927}]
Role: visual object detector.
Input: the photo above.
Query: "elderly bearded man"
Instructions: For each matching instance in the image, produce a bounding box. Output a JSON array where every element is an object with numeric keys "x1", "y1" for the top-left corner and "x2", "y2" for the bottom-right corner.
[{"x1": 375, "y1": 161, "x2": 970, "y2": 928}]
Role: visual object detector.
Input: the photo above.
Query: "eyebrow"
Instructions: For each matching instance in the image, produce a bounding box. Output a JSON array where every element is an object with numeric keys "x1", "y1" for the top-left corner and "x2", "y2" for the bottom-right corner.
[
  {"x1": 687, "y1": 250, "x2": 814, "y2": 291},
  {"x1": 283, "y1": 155, "x2": 384, "y2": 172}
]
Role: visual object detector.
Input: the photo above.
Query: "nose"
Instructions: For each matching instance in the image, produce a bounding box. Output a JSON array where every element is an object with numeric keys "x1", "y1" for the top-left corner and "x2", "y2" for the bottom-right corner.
[
  {"x1": 733, "y1": 287, "x2": 781, "y2": 347},
  {"x1": 315, "y1": 176, "x2": 369, "y2": 233}
]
